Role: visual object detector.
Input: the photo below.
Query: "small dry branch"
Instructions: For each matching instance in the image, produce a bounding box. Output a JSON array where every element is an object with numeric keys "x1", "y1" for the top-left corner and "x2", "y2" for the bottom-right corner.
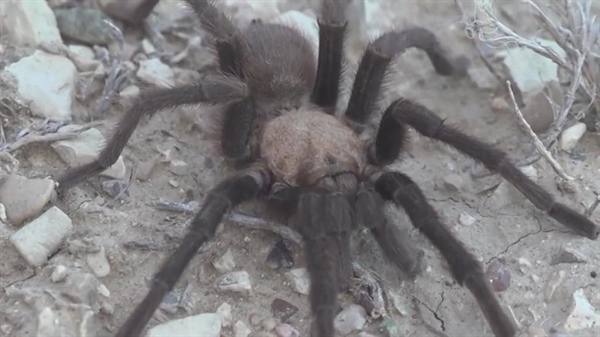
[{"x1": 506, "y1": 81, "x2": 574, "y2": 180}]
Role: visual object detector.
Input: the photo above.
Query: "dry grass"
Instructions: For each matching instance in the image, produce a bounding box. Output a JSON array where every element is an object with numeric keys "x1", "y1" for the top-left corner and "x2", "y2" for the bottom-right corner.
[{"x1": 456, "y1": 0, "x2": 599, "y2": 179}]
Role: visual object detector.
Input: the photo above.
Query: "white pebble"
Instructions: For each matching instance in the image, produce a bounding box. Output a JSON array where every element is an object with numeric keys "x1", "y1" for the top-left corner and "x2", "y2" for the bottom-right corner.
[
  {"x1": 285, "y1": 268, "x2": 310, "y2": 295},
  {"x1": 86, "y1": 246, "x2": 111, "y2": 277},
  {"x1": 147, "y1": 313, "x2": 221, "y2": 337},
  {"x1": 216, "y1": 271, "x2": 252, "y2": 293},
  {"x1": 334, "y1": 304, "x2": 367, "y2": 335},
  {"x1": 2, "y1": 50, "x2": 76, "y2": 120},
  {"x1": 559, "y1": 122, "x2": 587, "y2": 152},
  {"x1": 10, "y1": 207, "x2": 73, "y2": 267},
  {"x1": 458, "y1": 212, "x2": 476, "y2": 226},
  {"x1": 51, "y1": 265, "x2": 68, "y2": 282}
]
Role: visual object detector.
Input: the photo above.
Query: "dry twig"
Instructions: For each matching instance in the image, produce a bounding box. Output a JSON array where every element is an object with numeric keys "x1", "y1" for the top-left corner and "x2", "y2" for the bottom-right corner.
[
  {"x1": 0, "y1": 121, "x2": 104, "y2": 154},
  {"x1": 506, "y1": 81, "x2": 574, "y2": 180}
]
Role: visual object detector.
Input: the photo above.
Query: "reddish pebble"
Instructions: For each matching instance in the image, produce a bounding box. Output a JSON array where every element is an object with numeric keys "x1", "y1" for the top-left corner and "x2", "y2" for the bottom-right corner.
[
  {"x1": 486, "y1": 260, "x2": 511, "y2": 292},
  {"x1": 275, "y1": 323, "x2": 300, "y2": 337}
]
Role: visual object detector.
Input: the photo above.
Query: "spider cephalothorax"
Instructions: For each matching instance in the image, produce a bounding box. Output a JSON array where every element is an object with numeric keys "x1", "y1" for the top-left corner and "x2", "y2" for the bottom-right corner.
[{"x1": 55, "y1": 1, "x2": 600, "y2": 336}]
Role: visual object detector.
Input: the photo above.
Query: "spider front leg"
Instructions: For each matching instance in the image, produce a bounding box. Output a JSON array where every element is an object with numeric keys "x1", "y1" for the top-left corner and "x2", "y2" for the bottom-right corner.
[
  {"x1": 296, "y1": 188, "x2": 353, "y2": 337},
  {"x1": 116, "y1": 166, "x2": 272, "y2": 337},
  {"x1": 373, "y1": 171, "x2": 517, "y2": 337},
  {"x1": 355, "y1": 181, "x2": 425, "y2": 277},
  {"x1": 378, "y1": 98, "x2": 600, "y2": 239},
  {"x1": 55, "y1": 74, "x2": 247, "y2": 193},
  {"x1": 310, "y1": 0, "x2": 350, "y2": 110},
  {"x1": 344, "y1": 27, "x2": 469, "y2": 126},
  {"x1": 184, "y1": 0, "x2": 244, "y2": 75}
]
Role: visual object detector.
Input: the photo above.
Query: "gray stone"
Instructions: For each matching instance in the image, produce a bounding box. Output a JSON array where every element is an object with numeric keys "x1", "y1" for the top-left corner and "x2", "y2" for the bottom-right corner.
[
  {"x1": 146, "y1": 313, "x2": 221, "y2": 337},
  {"x1": 0, "y1": 0, "x2": 63, "y2": 47},
  {"x1": 212, "y1": 249, "x2": 236, "y2": 273},
  {"x1": 0, "y1": 175, "x2": 55, "y2": 226},
  {"x1": 216, "y1": 302, "x2": 232, "y2": 327},
  {"x1": 2, "y1": 50, "x2": 77, "y2": 120},
  {"x1": 216, "y1": 270, "x2": 252, "y2": 293},
  {"x1": 52, "y1": 127, "x2": 126, "y2": 179},
  {"x1": 136, "y1": 58, "x2": 175, "y2": 87},
  {"x1": 501, "y1": 39, "x2": 566, "y2": 94},
  {"x1": 54, "y1": 8, "x2": 116, "y2": 45},
  {"x1": 234, "y1": 320, "x2": 252, "y2": 337},
  {"x1": 10, "y1": 207, "x2": 73, "y2": 266},
  {"x1": 285, "y1": 268, "x2": 310, "y2": 295}
]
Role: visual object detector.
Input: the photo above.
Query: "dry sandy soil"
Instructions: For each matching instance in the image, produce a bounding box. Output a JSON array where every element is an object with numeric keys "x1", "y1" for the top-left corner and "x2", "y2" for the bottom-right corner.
[{"x1": 1, "y1": 1, "x2": 599, "y2": 337}]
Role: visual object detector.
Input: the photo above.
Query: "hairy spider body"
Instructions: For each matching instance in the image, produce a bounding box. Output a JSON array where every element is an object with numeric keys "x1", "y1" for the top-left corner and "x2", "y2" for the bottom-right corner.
[
  {"x1": 54, "y1": 1, "x2": 599, "y2": 336},
  {"x1": 261, "y1": 109, "x2": 366, "y2": 186}
]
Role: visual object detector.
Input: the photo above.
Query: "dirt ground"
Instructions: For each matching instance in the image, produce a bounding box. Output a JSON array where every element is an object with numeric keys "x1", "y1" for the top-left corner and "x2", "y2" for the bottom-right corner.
[{"x1": 1, "y1": 1, "x2": 599, "y2": 337}]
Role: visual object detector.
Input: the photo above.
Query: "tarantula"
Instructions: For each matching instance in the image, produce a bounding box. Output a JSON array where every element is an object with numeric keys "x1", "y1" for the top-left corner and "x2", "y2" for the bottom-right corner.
[{"x1": 55, "y1": 0, "x2": 599, "y2": 336}]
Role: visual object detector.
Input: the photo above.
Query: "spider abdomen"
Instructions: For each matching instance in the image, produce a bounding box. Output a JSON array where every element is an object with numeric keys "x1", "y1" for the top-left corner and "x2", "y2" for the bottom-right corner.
[{"x1": 259, "y1": 109, "x2": 367, "y2": 186}]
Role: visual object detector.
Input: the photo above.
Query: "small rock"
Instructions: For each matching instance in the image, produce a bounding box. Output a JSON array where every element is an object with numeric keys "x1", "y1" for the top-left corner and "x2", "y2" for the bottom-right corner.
[
  {"x1": 559, "y1": 122, "x2": 587, "y2": 152},
  {"x1": 442, "y1": 173, "x2": 464, "y2": 192},
  {"x1": 142, "y1": 38, "x2": 156, "y2": 55},
  {"x1": 54, "y1": 7, "x2": 116, "y2": 45},
  {"x1": 51, "y1": 265, "x2": 68, "y2": 282},
  {"x1": 518, "y1": 257, "x2": 533, "y2": 274},
  {"x1": 119, "y1": 85, "x2": 140, "y2": 100},
  {"x1": 275, "y1": 323, "x2": 299, "y2": 337},
  {"x1": 0, "y1": 175, "x2": 55, "y2": 226},
  {"x1": 169, "y1": 159, "x2": 188, "y2": 176},
  {"x1": 86, "y1": 246, "x2": 111, "y2": 277},
  {"x1": 285, "y1": 268, "x2": 310, "y2": 295},
  {"x1": 0, "y1": 0, "x2": 63, "y2": 47},
  {"x1": 458, "y1": 211, "x2": 476, "y2": 226},
  {"x1": 212, "y1": 249, "x2": 236, "y2": 273},
  {"x1": 377, "y1": 318, "x2": 403, "y2": 337},
  {"x1": 136, "y1": 58, "x2": 176, "y2": 87},
  {"x1": 261, "y1": 317, "x2": 278, "y2": 332},
  {"x1": 485, "y1": 260, "x2": 511, "y2": 292},
  {"x1": 10, "y1": 206, "x2": 73, "y2": 266},
  {"x1": 97, "y1": 0, "x2": 157, "y2": 24},
  {"x1": 564, "y1": 289, "x2": 600, "y2": 331},
  {"x1": 101, "y1": 180, "x2": 128, "y2": 198},
  {"x1": 527, "y1": 326, "x2": 548, "y2": 337},
  {"x1": 234, "y1": 320, "x2": 252, "y2": 337},
  {"x1": 266, "y1": 240, "x2": 294, "y2": 270},
  {"x1": 146, "y1": 313, "x2": 221, "y2": 337},
  {"x1": 52, "y1": 126, "x2": 126, "y2": 179},
  {"x1": 334, "y1": 304, "x2": 367, "y2": 336},
  {"x1": 135, "y1": 156, "x2": 158, "y2": 181},
  {"x1": 271, "y1": 298, "x2": 298, "y2": 322},
  {"x1": 168, "y1": 179, "x2": 179, "y2": 188},
  {"x1": 521, "y1": 81, "x2": 561, "y2": 134},
  {"x1": 216, "y1": 302, "x2": 233, "y2": 328},
  {"x1": 0, "y1": 203, "x2": 7, "y2": 223},
  {"x1": 216, "y1": 271, "x2": 252, "y2": 293},
  {"x1": 2, "y1": 50, "x2": 77, "y2": 120},
  {"x1": 490, "y1": 95, "x2": 511, "y2": 113},
  {"x1": 550, "y1": 246, "x2": 587, "y2": 265}
]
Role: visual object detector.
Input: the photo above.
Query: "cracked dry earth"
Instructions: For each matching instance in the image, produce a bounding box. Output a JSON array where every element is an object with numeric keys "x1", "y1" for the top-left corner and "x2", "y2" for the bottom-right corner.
[{"x1": 1, "y1": 1, "x2": 599, "y2": 337}]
